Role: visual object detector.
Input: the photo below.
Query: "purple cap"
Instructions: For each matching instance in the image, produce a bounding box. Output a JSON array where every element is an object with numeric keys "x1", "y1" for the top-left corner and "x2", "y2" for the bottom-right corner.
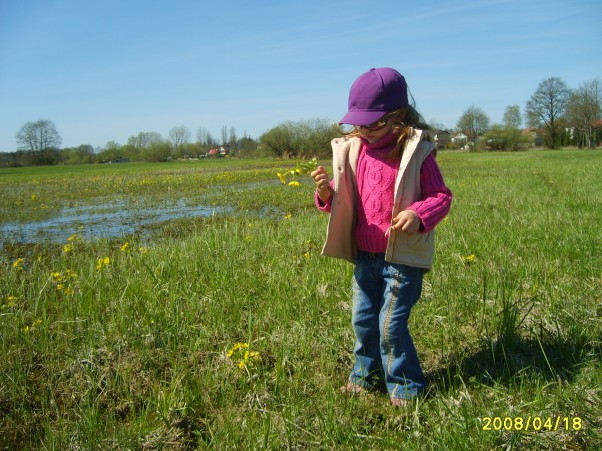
[{"x1": 339, "y1": 68, "x2": 408, "y2": 125}]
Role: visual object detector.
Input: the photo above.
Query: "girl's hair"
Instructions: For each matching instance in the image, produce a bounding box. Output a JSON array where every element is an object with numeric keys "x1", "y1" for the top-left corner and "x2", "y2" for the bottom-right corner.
[{"x1": 337, "y1": 91, "x2": 431, "y2": 160}]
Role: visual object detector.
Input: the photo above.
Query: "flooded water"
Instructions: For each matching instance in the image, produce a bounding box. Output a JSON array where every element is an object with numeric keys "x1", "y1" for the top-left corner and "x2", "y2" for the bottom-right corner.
[{"x1": 1, "y1": 199, "x2": 230, "y2": 244}]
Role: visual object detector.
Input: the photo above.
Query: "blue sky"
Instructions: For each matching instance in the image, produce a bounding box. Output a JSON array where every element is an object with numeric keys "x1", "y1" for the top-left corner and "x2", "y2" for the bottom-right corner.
[{"x1": 1, "y1": 0, "x2": 600, "y2": 151}]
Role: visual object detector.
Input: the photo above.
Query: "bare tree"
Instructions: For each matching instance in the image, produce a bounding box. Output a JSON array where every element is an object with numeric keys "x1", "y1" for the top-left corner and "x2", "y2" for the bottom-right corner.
[
  {"x1": 169, "y1": 125, "x2": 191, "y2": 157},
  {"x1": 565, "y1": 79, "x2": 601, "y2": 148},
  {"x1": 526, "y1": 77, "x2": 570, "y2": 149},
  {"x1": 221, "y1": 126, "x2": 228, "y2": 145},
  {"x1": 456, "y1": 106, "x2": 489, "y2": 150},
  {"x1": 503, "y1": 105, "x2": 522, "y2": 130},
  {"x1": 128, "y1": 131, "x2": 163, "y2": 150},
  {"x1": 229, "y1": 126, "x2": 237, "y2": 146},
  {"x1": 16, "y1": 119, "x2": 62, "y2": 154}
]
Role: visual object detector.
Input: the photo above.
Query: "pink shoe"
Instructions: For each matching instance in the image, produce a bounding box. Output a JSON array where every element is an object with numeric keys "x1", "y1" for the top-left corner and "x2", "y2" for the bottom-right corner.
[{"x1": 390, "y1": 397, "x2": 411, "y2": 407}]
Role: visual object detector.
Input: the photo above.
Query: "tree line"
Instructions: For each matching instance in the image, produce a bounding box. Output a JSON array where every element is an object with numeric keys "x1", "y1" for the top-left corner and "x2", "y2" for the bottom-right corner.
[
  {"x1": 3, "y1": 76, "x2": 600, "y2": 167},
  {"x1": 456, "y1": 77, "x2": 601, "y2": 151}
]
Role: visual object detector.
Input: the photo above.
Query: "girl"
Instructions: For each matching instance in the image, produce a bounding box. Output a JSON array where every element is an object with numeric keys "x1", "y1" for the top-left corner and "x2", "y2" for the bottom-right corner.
[{"x1": 311, "y1": 68, "x2": 452, "y2": 406}]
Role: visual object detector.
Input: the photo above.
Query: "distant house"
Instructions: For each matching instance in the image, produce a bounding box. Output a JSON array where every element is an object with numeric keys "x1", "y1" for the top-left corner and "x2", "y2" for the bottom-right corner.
[
  {"x1": 207, "y1": 146, "x2": 232, "y2": 157},
  {"x1": 522, "y1": 128, "x2": 543, "y2": 146},
  {"x1": 451, "y1": 132, "x2": 468, "y2": 143}
]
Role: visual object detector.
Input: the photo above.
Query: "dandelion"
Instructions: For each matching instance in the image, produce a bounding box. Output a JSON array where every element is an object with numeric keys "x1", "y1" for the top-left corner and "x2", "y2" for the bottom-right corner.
[
  {"x1": 12, "y1": 258, "x2": 24, "y2": 269},
  {"x1": 461, "y1": 253, "x2": 477, "y2": 264},
  {"x1": 96, "y1": 257, "x2": 110, "y2": 270},
  {"x1": 227, "y1": 342, "x2": 260, "y2": 370},
  {"x1": 24, "y1": 319, "x2": 43, "y2": 334},
  {"x1": 227, "y1": 342, "x2": 248, "y2": 357},
  {"x1": 3, "y1": 295, "x2": 18, "y2": 310}
]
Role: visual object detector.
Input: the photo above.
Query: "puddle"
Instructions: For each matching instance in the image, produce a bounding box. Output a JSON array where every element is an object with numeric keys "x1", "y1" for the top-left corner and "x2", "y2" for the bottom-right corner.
[{"x1": 1, "y1": 200, "x2": 230, "y2": 244}]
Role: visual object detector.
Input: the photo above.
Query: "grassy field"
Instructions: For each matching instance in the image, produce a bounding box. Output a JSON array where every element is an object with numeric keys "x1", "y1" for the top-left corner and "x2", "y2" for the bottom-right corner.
[{"x1": 1, "y1": 151, "x2": 601, "y2": 449}]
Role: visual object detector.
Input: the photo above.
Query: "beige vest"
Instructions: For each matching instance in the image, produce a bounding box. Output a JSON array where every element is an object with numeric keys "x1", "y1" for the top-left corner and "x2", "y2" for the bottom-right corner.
[{"x1": 321, "y1": 128, "x2": 436, "y2": 269}]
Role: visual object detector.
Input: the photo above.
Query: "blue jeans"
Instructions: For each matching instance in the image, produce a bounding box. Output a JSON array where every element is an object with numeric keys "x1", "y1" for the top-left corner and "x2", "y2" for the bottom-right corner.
[{"x1": 349, "y1": 251, "x2": 426, "y2": 400}]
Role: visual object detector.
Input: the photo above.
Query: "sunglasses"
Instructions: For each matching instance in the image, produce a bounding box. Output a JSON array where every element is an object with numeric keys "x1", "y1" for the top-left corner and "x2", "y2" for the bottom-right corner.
[{"x1": 354, "y1": 113, "x2": 394, "y2": 132}]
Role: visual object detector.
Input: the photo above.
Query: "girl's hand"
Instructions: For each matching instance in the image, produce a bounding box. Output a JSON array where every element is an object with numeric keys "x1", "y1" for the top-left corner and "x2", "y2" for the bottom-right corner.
[
  {"x1": 391, "y1": 210, "x2": 421, "y2": 235},
  {"x1": 311, "y1": 166, "x2": 332, "y2": 202}
]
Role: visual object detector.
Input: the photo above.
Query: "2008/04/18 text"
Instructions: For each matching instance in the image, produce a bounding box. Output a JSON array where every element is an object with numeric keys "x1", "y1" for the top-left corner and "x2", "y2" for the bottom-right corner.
[{"x1": 482, "y1": 416, "x2": 582, "y2": 431}]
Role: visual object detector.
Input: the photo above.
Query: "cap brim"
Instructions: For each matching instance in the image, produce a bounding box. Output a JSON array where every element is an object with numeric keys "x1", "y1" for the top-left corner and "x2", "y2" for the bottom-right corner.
[{"x1": 339, "y1": 110, "x2": 387, "y2": 126}]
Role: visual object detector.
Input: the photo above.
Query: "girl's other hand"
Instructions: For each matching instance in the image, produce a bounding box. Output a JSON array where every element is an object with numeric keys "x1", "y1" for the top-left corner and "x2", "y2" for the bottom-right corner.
[{"x1": 391, "y1": 210, "x2": 421, "y2": 235}]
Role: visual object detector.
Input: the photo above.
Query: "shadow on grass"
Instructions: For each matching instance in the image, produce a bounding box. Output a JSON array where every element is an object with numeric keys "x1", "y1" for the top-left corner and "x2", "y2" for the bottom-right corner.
[{"x1": 426, "y1": 335, "x2": 601, "y2": 392}]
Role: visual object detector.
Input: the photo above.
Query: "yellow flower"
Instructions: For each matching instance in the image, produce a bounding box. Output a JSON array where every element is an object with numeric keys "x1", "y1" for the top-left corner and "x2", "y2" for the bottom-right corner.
[
  {"x1": 31, "y1": 194, "x2": 37, "y2": 201},
  {"x1": 4, "y1": 296, "x2": 18, "y2": 309},
  {"x1": 227, "y1": 342, "x2": 260, "y2": 370},
  {"x1": 120, "y1": 242, "x2": 130, "y2": 252},
  {"x1": 56, "y1": 284, "x2": 65, "y2": 291},
  {"x1": 276, "y1": 172, "x2": 286, "y2": 184},
  {"x1": 96, "y1": 257, "x2": 110, "y2": 270},
  {"x1": 284, "y1": 213, "x2": 292, "y2": 220},
  {"x1": 51, "y1": 272, "x2": 63, "y2": 282},
  {"x1": 67, "y1": 234, "x2": 78, "y2": 242},
  {"x1": 12, "y1": 258, "x2": 24, "y2": 269},
  {"x1": 288, "y1": 181, "x2": 301, "y2": 187},
  {"x1": 462, "y1": 253, "x2": 477, "y2": 264},
  {"x1": 63, "y1": 243, "x2": 72, "y2": 253}
]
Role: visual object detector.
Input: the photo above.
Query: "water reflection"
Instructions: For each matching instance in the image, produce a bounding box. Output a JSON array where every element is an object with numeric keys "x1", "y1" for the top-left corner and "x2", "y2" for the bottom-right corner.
[{"x1": 1, "y1": 200, "x2": 229, "y2": 244}]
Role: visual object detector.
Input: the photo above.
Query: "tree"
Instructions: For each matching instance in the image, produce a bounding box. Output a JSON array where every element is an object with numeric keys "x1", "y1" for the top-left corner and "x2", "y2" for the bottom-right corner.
[
  {"x1": 565, "y1": 79, "x2": 601, "y2": 148},
  {"x1": 503, "y1": 105, "x2": 522, "y2": 130},
  {"x1": 196, "y1": 127, "x2": 216, "y2": 155},
  {"x1": 525, "y1": 77, "x2": 570, "y2": 149},
  {"x1": 481, "y1": 124, "x2": 532, "y2": 151},
  {"x1": 15, "y1": 119, "x2": 62, "y2": 164},
  {"x1": 259, "y1": 118, "x2": 336, "y2": 158},
  {"x1": 169, "y1": 125, "x2": 191, "y2": 157},
  {"x1": 127, "y1": 132, "x2": 167, "y2": 161},
  {"x1": 456, "y1": 106, "x2": 489, "y2": 150},
  {"x1": 62, "y1": 144, "x2": 94, "y2": 164},
  {"x1": 221, "y1": 126, "x2": 228, "y2": 145},
  {"x1": 229, "y1": 126, "x2": 237, "y2": 147}
]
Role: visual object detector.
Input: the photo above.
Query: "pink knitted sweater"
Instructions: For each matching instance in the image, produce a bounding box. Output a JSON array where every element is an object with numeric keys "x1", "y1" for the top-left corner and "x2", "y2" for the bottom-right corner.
[{"x1": 317, "y1": 132, "x2": 452, "y2": 254}]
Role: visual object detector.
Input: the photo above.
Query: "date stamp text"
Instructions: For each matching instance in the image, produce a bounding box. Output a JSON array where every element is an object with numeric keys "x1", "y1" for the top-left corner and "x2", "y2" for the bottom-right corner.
[{"x1": 481, "y1": 416, "x2": 582, "y2": 431}]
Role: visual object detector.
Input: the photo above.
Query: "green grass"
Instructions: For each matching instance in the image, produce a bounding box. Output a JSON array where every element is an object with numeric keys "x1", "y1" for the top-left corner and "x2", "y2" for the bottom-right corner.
[{"x1": 1, "y1": 151, "x2": 601, "y2": 449}]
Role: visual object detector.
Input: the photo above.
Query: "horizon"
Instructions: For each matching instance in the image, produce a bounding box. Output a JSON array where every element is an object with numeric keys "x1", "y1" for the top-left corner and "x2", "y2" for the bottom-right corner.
[{"x1": 1, "y1": 0, "x2": 601, "y2": 152}]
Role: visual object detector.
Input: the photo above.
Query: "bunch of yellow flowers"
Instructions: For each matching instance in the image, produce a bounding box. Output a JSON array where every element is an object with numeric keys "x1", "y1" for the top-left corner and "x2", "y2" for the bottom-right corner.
[{"x1": 227, "y1": 342, "x2": 260, "y2": 370}]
